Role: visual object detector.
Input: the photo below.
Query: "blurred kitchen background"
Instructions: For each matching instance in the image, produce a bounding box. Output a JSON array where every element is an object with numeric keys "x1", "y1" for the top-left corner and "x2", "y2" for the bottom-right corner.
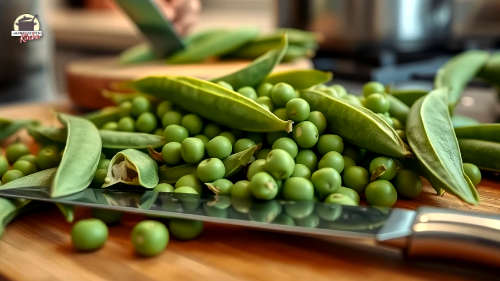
[{"x1": 0, "y1": 0, "x2": 499, "y2": 121}]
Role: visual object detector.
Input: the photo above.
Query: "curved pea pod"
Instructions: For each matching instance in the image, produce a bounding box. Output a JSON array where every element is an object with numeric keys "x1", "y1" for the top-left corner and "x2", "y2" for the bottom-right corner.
[
  {"x1": 0, "y1": 168, "x2": 57, "y2": 190},
  {"x1": 458, "y1": 139, "x2": 500, "y2": 172},
  {"x1": 0, "y1": 118, "x2": 38, "y2": 141},
  {"x1": 0, "y1": 198, "x2": 30, "y2": 238},
  {"x1": 84, "y1": 106, "x2": 131, "y2": 127},
  {"x1": 478, "y1": 52, "x2": 500, "y2": 86},
  {"x1": 133, "y1": 75, "x2": 292, "y2": 132},
  {"x1": 224, "y1": 145, "x2": 259, "y2": 177},
  {"x1": 211, "y1": 34, "x2": 288, "y2": 89},
  {"x1": 158, "y1": 164, "x2": 196, "y2": 184},
  {"x1": 300, "y1": 89, "x2": 411, "y2": 158},
  {"x1": 387, "y1": 89, "x2": 428, "y2": 107},
  {"x1": 103, "y1": 149, "x2": 158, "y2": 189},
  {"x1": 434, "y1": 50, "x2": 489, "y2": 111},
  {"x1": 454, "y1": 123, "x2": 500, "y2": 142},
  {"x1": 166, "y1": 27, "x2": 259, "y2": 64},
  {"x1": 119, "y1": 43, "x2": 156, "y2": 64},
  {"x1": 51, "y1": 114, "x2": 102, "y2": 198},
  {"x1": 451, "y1": 114, "x2": 480, "y2": 128},
  {"x1": 263, "y1": 70, "x2": 332, "y2": 90},
  {"x1": 406, "y1": 88, "x2": 479, "y2": 204},
  {"x1": 386, "y1": 94, "x2": 410, "y2": 124}
]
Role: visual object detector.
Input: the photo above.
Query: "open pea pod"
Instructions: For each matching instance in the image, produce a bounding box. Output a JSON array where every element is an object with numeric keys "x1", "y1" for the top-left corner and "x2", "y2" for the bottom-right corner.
[
  {"x1": 263, "y1": 69, "x2": 332, "y2": 90},
  {"x1": 454, "y1": 123, "x2": 500, "y2": 142},
  {"x1": 211, "y1": 34, "x2": 288, "y2": 89},
  {"x1": 0, "y1": 198, "x2": 30, "y2": 238},
  {"x1": 0, "y1": 118, "x2": 38, "y2": 141},
  {"x1": 458, "y1": 139, "x2": 500, "y2": 172},
  {"x1": 300, "y1": 89, "x2": 411, "y2": 158},
  {"x1": 406, "y1": 88, "x2": 479, "y2": 204},
  {"x1": 103, "y1": 149, "x2": 158, "y2": 189},
  {"x1": 133, "y1": 76, "x2": 292, "y2": 132}
]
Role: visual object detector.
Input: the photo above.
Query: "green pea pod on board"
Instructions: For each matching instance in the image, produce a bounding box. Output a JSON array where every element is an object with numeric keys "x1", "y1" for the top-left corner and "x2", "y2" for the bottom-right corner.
[
  {"x1": 119, "y1": 43, "x2": 157, "y2": 64},
  {"x1": 224, "y1": 144, "x2": 259, "y2": 177},
  {"x1": 133, "y1": 75, "x2": 292, "y2": 132},
  {"x1": 454, "y1": 124, "x2": 500, "y2": 142},
  {"x1": 300, "y1": 89, "x2": 411, "y2": 158},
  {"x1": 477, "y1": 52, "x2": 500, "y2": 86},
  {"x1": 55, "y1": 203, "x2": 74, "y2": 223},
  {"x1": 434, "y1": 50, "x2": 489, "y2": 111},
  {"x1": 0, "y1": 118, "x2": 38, "y2": 141},
  {"x1": 211, "y1": 34, "x2": 288, "y2": 89},
  {"x1": 451, "y1": 114, "x2": 480, "y2": 128},
  {"x1": 263, "y1": 70, "x2": 332, "y2": 90},
  {"x1": 458, "y1": 139, "x2": 500, "y2": 172},
  {"x1": 0, "y1": 168, "x2": 57, "y2": 190},
  {"x1": 84, "y1": 106, "x2": 131, "y2": 127},
  {"x1": 387, "y1": 89, "x2": 428, "y2": 107},
  {"x1": 0, "y1": 198, "x2": 30, "y2": 238},
  {"x1": 166, "y1": 27, "x2": 259, "y2": 64},
  {"x1": 51, "y1": 114, "x2": 102, "y2": 198},
  {"x1": 158, "y1": 164, "x2": 196, "y2": 184},
  {"x1": 103, "y1": 149, "x2": 158, "y2": 189},
  {"x1": 406, "y1": 88, "x2": 479, "y2": 204},
  {"x1": 386, "y1": 94, "x2": 410, "y2": 124}
]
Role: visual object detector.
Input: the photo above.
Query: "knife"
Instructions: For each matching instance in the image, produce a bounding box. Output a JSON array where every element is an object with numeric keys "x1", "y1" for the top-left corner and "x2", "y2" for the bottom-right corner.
[
  {"x1": 114, "y1": 0, "x2": 185, "y2": 57},
  {"x1": 0, "y1": 187, "x2": 498, "y2": 266}
]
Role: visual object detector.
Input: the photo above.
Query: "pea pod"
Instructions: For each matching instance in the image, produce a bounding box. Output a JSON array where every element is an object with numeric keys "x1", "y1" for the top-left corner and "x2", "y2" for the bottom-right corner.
[
  {"x1": 434, "y1": 50, "x2": 489, "y2": 111},
  {"x1": 451, "y1": 114, "x2": 480, "y2": 128},
  {"x1": 51, "y1": 114, "x2": 102, "y2": 197},
  {"x1": 119, "y1": 43, "x2": 156, "y2": 64},
  {"x1": 478, "y1": 52, "x2": 500, "y2": 86},
  {"x1": 458, "y1": 139, "x2": 500, "y2": 172},
  {"x1": 0, "y1": 168, "x2": 57, "y2": 190},
  {"x1": 224, "y1": 144, "x2": 259, "y2": 177},
  {"x1": 282, "y1": 45, "x2": 314, "y2": 62},
  {"x1": 300, "y1": 89, "x2": 411, "y2": 158},
  {"x1": 184, "y1": 28, "x2": 226, "y2": 46},
  {"x1": 0, "y1": 198, "x2": 30, "y2": 237},
  {"x1": 102, "y1": 90, "x2": 155, "y2": 105},
  {"x1": 211, "y1": 34, "x2": 288, "y2": 89},
  {"x1": 263, "y1": 70, "x2": 332, "y2": 90},
  {"x1": 454, "y1": 123, "x2": 500, "y2": 142},
  {"x1": 166, "y1": 27, "x2": 258, "y2": 64},
  {"x1": 387, "y1": 89, "x2": 428, "y2": 107},
  {"x1": 0, "y1": 118, "x2": 38, "y2": 141},
  {"x1": 406, "y1": 88, "x2": 478, "y2": 204},
  {"x1": 133, "y1": 76, "x2": 292, "y2": 132},
  {"x1": 158, "y1": 164, "x2": 196, "y2": 184},
  {"x1": 84, "y1": 106, "x2": 131, "y2": 127},
  {"x1": 386, "y1": 94, "x2": 410, "y2": 124},
  {"x1": 103, "y1": 149, "x2": 158, "y2": 189}
]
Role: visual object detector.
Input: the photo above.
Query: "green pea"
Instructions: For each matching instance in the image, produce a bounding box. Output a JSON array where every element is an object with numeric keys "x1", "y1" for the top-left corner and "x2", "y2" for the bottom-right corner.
[
  {"x1": 197, "y1": 158, "x2": 225, "y2": 182},
  {"x1": 181, "y1": 114, "x2": 204, "y2": 135},
  {"x1": 194, "y1": 134, "x2": 209, "y2": 144},
  {"x1": 17, "y1": 154, "x2": 36, "y2": 164},
  {"x1": 271, "y1": 82, "x2": 296, "y2": 107},
  {"x1": 273, "y1": 108, "x2": 288, "y2": 121},
  {"x1": 156, "y1": 101, "x2": 173, "y2": 118},
  {"x1": 91, "y1": 209, "x2": 122, "y2": 225},
  {"x1": 324, "y1": 193, "x2": 357, "y2": 206},
  {"x1": 162, "y1": 142, "x2": 182, "y2": 165},
  {"x1": 154, "y1": 183, "x2": 174, "y2": 192},
  {"x1": 231, "y1": 180, "x2": 251, "y2": 198},
  {"x1": 238, "y1": 86, "x2": 258, "y2": 100},
  {"x1": 343, "y1": 156, "x2": 355, "y2": 170},
  {"x1": 363, "y1": 81, "x2": 385, "y2": 97},
  {"x1": 135, "y1": 112, "x2": 158, "y2": 133},
  {"x1": 120, "y1": 101, "x2": 132, "y2": 112},
  {"x1": 71, "y1": 218, "x2": 108, "y2": 251},
  {"x1": 208, "y1": 178, "x2": 233, "y2": 195},
  {"x1": 318, "y1": 151, "x2": 344, "y2": 173},
  {"x1": 203, "y1": 123, "x2": 221, "y2": 139},
  {"x1": 0, "y1": 155, "x2": 9, "y2": 177},
  {"x1": 168, "y1": 219, "x2": 203, "y2": 240},
  {"x1": 463, "y1": 163, "x2": 482, "y2": 186},
  {"x1": 117, "y1": 116, "x2": 135, "y2": 132},
  {"x1": 206, "y1": 136, "x2": 232, "y2": 159},
  {"x1": 2, "y1": 169, "x2": 24, "y2": 183},
  {"x1": 161, "y1": 111, "x2": 182, "y2": 127},
  {"x1": 174, "y1": 186, "x2": 199, "y2": 195},
  {"x1": 364, "y1": 93, "x2": 390, "y2": 113},
  {"x1": 234, "y1": 138, "x2": 256, "y2": 153},
  {"x1": 257, "y1": 82, "x2": 273, "y2": 97},
  {"x1": 217, "y1": 81, "x2": 233, "y2": 91},
  {"x1": 92, "y1": 168, "x2": 107, "y2": 186},
  {"x1": 256, "y1": 148, "x2": 270, "y2": 160},
  {"x1": 255, "y1": 96, "x2": 274, "y2": 112},
  {"x1": 283, "y1": 177, "x2": 314, "y2": 201},
  {"x1": 13, "y1": 160, "x2": 37, "y2": 175},
  {"x1": 369, "y1": 157, "x2": 398, "y2": 180},
  {"x1": 337, "y1": 186, "x2": 360, "y2": 204},
  {"x1": 131, "y1": 96, "x2": 151, "y2": 117},
  {"x1": 175, "y1": 173, "x2": 202, "y2": 194},
  {"x1": 365, "y1": 180, "x2": 397, "y2": 207},
  {"x1": 292, "y1": 163, "x2": 311, "y2": 178},
  {"x1": 378, "y1": 113, "x2": 394, "y2": 127},
  {"x1": 265, "y1": 149, "x2": 295, "y2": 180},
  {"x1": 36, "y1": 145, "x2": 61, "y2": 169},
  {"x1": 266, "y1": 131, "x2": 288, "y2": 145},
  {"x1": 342, "y1": 166, "x2": 369, "y2": 194},
  {"x1": 307, "y1": 111, "x2": 327, "y2": 134},
  {"x1": 250, "y1": 172, "x2": 279, "y2": 200},
  {"x1": 311, "y1": 168, "x2": 341, "y2": 198},
  {"x1": 164, "y1": 125, "x2": 189, "y2": 143},
  {"x1": 322, "y1": 88, "x2": 339, "y2": 98},
  {"x1": 394, "y1": 169, "x2": 422, "y2": 199},
  {"x1": 247, "y1": 159, "x2": 267, "y2": 180},
  {"x1": 272, "y1": 137, "x2": 298, "y2": 158},
  {"x1": 331, "y1": 84, "x2": 347, "y2": 97},
  {"x1": 102, "y1": 121, "x2": 118, "y2": 131},
  {"x1": 295, "y1": 150, "x2": 317, "y2": 170},
  {"x1": 131, "y1": 220, "x2": 168, "y2": 256},
  {"x1": 286, "y1": 98, "x2": 310, "y2": 122},
  {"x1": 218, "y1": 131, "x2": 236, "y2": 145},
  {"x1": 295, "y1": 213, "x2": 319, "y2": 228},
  {"x1": 317, "y1": 134, "x2": 344, "y2": 155},
  {"x1": 342, "y1": 94, "x2": 363, "y2": 107},
  {"x1": 391, "y1": 118, "x2": 402, "y2": 130},
  {"x1": 6, "y1": 142, "x2": 30, "y2": 164},
  {"x1": 292, "y1": 121, "x2": 319, "y2": 149}
]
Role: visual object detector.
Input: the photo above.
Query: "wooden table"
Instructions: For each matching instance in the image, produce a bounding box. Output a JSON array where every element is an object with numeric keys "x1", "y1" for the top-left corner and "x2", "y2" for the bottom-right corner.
[{"x1": 0, "y1": 102, "x2": 499, "y2": 281}]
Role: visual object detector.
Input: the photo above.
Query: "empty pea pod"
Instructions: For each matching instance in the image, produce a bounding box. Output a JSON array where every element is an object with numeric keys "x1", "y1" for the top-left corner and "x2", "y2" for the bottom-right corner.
[
  {"x1": 458, "y1": 139, "x2": 500, "y2": 172},
  {"x1": 387, "y1": 89, "x2": 428, "y2": 107},
  {"x1": 0, "y1": 198, "x2": 30, "y2": 238},
  {"x1": 454, "y1": 123, "x2": 500, "y2": 142},
  {"x1": 51, "y1": 114, "x2": 102, "y2": 197},
  {"x1": 386, "y1": 94, "x2": 410, "y2": 124},
  {"x1": 103, "y1": 149, "x2": 158, "y2": 189},
  {"x1": 211, "y1": 34, "x2": 288, "y2": 89},
  {"x1": 133, "y1": 76, "x2": 292, "y2": 132},
  {"x1": 300, "y1": 89, "x2": 411, "y2": 158},
  {"x1": 0, "y1": 168, "x2": 57, "y2": 190},
  {"x1": 406, "y1": 88, "x2": 478, "y2": 204},
  {"x1": 263, "y1": 69, "x2": 332, "y2": 90}
]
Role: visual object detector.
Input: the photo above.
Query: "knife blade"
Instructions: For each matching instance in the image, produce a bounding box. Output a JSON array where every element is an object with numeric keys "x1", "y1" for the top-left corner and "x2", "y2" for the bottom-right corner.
[{"x1": 0, "y1": 187, "x2": 498, "y2": 266}]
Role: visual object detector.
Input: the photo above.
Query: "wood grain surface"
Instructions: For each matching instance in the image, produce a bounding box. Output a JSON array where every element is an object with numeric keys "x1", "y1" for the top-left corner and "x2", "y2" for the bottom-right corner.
[{"x1": 0, "y1": 102, "x2": 499, "y2": 281}]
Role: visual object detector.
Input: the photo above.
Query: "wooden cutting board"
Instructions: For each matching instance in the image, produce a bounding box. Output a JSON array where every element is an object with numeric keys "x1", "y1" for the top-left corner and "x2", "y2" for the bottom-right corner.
[{"x1": 0, "y1": 102, "x2": 499, "y2": 281}]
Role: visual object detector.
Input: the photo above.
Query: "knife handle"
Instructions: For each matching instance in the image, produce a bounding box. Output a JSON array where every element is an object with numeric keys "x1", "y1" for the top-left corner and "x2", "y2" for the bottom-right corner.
[{"x1": 407, "y1": 207, "x2": 500, "y2": 266}]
